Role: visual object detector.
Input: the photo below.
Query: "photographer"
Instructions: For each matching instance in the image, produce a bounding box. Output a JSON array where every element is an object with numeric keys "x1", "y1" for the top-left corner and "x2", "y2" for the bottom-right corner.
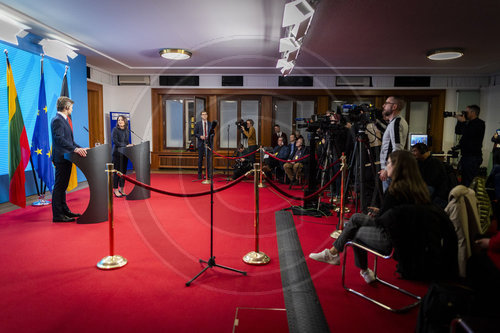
[
  {"x1": 455, "y1": 105, "x2": 485, "y2": 187},
  {"x1": 232, "y1": 145, "x2": 252, "y2": 180},
  {"x1": 379, "y1": 96, "x2": 408, "y2": 191},
  {"x1": 241, "y1": 119, "x2": 257, "y2": 162},
  {"x1": 491, "y1": 129, "x2": 500, "y2": 166}
]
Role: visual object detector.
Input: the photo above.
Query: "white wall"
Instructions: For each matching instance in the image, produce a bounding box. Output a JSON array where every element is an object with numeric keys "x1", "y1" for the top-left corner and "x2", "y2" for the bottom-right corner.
[
  {"x1": 480, "y1": 85, "x2": 500, "y2": 166},
  {"x1": 442, "y1": 89, "x2": 458, "y2": 152},
  {"x1": 102, "y1": 85, "x2": 152, "y2": 148}
]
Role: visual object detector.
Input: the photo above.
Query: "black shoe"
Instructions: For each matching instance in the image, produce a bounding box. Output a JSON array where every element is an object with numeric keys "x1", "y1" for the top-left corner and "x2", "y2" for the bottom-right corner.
[
  {"x1": 65, "y1": 211, "x2": 81, "y2": 218},
  {"x1": 53, "y1": 216, "x2": 76, "y2": 223}
]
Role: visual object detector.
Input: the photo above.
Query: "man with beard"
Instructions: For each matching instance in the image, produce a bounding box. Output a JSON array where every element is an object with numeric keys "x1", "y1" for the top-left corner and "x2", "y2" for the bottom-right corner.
[{"x1": 378, "y1": 96, "x2": 408, "y2": 191}]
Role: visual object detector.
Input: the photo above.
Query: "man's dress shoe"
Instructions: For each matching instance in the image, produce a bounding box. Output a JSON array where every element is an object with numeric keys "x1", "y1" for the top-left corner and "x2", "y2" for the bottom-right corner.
[{"x1": 53, "y1": 216, "x2": 76, "y2": 223}]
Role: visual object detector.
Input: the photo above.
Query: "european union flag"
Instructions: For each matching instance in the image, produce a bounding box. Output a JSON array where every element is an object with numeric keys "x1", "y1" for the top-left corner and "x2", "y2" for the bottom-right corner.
[{"x1": 31, "y1": 61, "x2": 54, "y2": 192}]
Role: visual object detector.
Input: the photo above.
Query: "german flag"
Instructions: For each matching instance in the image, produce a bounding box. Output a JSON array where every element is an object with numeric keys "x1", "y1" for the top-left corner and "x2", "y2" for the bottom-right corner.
[{"x1": 5, "y1": 52, "x2": 30, "y2": 207}]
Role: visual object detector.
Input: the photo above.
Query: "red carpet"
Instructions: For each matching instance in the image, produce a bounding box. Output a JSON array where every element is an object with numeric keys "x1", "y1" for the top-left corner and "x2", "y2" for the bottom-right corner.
[{"x1": 0, "y1": 173, "x2": 428, "y2": 332}]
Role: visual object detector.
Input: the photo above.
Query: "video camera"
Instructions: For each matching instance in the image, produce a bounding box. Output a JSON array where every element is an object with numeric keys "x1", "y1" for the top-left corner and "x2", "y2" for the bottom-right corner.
[
  {"x1": 443, "y1": 111, "x2": 466, "y2": 118},
  {"x1": 339, "y1": 103, "x2": 383, "y2": 128},
  {"x1": 296, "y1": 114, "x2": 345, "y2": 133},
  {"x1": 235, "y1": 119, "x2": 248, "y2": 132}
]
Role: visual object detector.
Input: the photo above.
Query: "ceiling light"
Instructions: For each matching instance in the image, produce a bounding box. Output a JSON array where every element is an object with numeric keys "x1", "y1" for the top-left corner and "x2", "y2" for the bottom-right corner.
[
  {"x1": 276, "y1": 58, "x2": 294, "y2": 69},
  {"x1": 0, "y1": 14, "x2": 30, "y2": 45},
  {"x1": 279, "y1": 37, "x2": 300, "y2": 53},
  {"x1": 159, "y1": 48, "x2": 192, "y2": 60},
  {"x1": 281, "y1": 66, "x2": 294, "y2": 77},
  {"x1": 427, "y1": 48, "x2": 464, "y2": 61},
  {"x1": 282, "y1": 0, "x2": 314, "y2": 27},
  {"x1": 39, "y1": 38, "x2": 79, "y2": 62}
]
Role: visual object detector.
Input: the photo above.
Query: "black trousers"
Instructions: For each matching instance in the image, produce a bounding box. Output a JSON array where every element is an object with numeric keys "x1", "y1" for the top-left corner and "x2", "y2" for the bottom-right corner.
[
  {"x1": 113, "y1": 151, "x2": 128, "y2": 189},
  {"x1": 52, "y1": 159, "x2": 72, "y2": 218},
  {"x1": 197, "y1": 144, "x2": 212, "y2": 177}
]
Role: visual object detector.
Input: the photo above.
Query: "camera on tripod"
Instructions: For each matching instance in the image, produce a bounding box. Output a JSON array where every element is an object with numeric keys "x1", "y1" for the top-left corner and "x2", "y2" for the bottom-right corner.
[
  {"x1": 340, "y1": 103, "x2": 383, "y2": 130},
  {"x1": 443, "y1": 111, "x2": 466, "y2": 118},
  {"x1": 235, "y1": 119, "x2": 248, "y2": 131},
  {"x1": 296, "y1": 114, "x2": 339, "y2": 133}
]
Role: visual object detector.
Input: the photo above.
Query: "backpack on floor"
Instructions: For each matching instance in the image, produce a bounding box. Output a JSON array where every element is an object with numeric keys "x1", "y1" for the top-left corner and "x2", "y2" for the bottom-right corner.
[{"x1": 415, "y1": 282, "x2": 475, "y2": 333}]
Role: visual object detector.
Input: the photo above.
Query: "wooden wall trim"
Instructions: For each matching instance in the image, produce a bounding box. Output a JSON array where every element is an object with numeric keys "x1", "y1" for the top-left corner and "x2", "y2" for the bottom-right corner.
[
  {"x1": 87, "y1": 81, "x2": 103, "y2": 147},
  {"x1": 150, "y1": 88, "x2": 448, "y2": 169}
]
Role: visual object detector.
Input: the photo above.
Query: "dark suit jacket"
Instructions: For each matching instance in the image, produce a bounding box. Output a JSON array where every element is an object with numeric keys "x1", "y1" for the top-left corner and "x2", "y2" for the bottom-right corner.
[
  {"x1": 271, "y1": 132, "x2": 288, "y2": 148},
  {"x1": 194, "y1": 120, "x2": 212, "y2": 148},
  {"x1": 51, "y1": 113, "x2": 81, "y2": 163}
]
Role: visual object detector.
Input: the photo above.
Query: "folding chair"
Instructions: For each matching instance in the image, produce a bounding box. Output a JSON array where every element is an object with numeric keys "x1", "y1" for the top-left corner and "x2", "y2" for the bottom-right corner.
[{"x1": 341, "y1": 241, "x2": 421, "y2": 313}]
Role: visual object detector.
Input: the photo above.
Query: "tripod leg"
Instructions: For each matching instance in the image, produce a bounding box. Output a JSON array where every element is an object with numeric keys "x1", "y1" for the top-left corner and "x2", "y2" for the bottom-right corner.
[
  {"x1": 186, "y1": 265, "x2": 211, "y2": 286},
  {"x1": 213, "y1": 263, "x2": 247, "y2": 275}
]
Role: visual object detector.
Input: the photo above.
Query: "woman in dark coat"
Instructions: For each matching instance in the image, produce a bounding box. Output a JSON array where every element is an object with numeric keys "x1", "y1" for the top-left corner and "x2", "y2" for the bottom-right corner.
[{"x1": 112, "y1": 115, "x2": 131, "y2": 197}]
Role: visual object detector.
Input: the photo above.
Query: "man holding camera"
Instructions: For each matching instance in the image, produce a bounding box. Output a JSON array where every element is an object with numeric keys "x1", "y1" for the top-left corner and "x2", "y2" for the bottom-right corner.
[
  {"x1": 378, "y1": 96, "x2": 408, "y2": 191},
  {"x1": 241, "y1": 119, "x2": 257, "y2": 162},
  {"x1": 455, "y1": 105, "x2": 485, "y2": 187}
]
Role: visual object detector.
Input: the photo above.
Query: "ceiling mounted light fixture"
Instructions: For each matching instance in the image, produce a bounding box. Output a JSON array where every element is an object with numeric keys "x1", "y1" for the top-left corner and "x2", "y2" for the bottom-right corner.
[
  {"x1": 427, "y1": 48, "x2": 464, "y2": 61},
  {"x1": 159, "y1": 48, "x2": 192, "y2": 60}
]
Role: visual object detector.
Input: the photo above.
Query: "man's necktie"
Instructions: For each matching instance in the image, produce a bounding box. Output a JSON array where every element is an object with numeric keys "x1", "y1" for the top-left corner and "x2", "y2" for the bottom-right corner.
[{"x1": 204, "y1": 121, "x2": 207, "y2": 138}]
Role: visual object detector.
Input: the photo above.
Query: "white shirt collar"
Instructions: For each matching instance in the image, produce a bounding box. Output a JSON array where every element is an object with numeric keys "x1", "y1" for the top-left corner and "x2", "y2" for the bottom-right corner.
[{"x1": 58, "y1": 111, "x2": 68, "y2": 120}]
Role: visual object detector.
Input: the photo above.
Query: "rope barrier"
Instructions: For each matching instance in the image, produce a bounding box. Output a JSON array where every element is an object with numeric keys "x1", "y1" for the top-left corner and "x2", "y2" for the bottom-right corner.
[
  {"x1": 263, "y1": 168, "x2": 342, "y2": 201},
  {"x1": 208, "y1": 147, "x2": 259, "y2": 160},
  {"x1": 318, "y1": 159, "x2": 341, "y2": 170},
  {"x1": 116, "y1": 171, "x2": 251, "y2": 197},
  {"x1": 263, "y1": 150, "x2": 311, "y2": 163}
]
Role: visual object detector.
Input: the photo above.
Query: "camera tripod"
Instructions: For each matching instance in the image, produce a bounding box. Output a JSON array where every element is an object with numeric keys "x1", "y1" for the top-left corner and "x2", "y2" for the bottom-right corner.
[{"x1": 343, "y1": 127, "x2": 383, "y2": 214}]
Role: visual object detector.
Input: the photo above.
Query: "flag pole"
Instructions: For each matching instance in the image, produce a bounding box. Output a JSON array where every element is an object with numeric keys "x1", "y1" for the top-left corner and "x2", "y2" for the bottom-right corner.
[{"x1": 31, "y1": 54, "x2": 50, "y2": 206}]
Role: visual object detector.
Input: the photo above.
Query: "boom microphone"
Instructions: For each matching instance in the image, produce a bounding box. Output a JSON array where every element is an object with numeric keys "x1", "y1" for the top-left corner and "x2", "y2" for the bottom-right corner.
[
  {"x1": 128, "y1": 128, "x2": 144, "y2": 142},
  {"x1": 209, "y1": 120, "x2": 218, "y2": 135}
]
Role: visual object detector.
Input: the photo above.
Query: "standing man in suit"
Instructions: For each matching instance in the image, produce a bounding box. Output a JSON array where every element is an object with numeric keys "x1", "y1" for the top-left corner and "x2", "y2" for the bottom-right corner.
[
  {"x1": 287, "y1": 133, "x2": 297, "y2": 160},
  {"x1": 194, "y1": 110, "x2": 212, "y2": 179},
  {"x1": 271, "y1": 124, "x2": 288, "y2": 148},
  {"x1": 51, "y1": 97, "x2": 88, "y2": 222}
]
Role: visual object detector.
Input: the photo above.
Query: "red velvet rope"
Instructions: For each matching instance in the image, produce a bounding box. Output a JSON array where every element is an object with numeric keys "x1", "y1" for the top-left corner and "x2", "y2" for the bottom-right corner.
[
  {"x1": 263, "y1": 150, "x2": 311, "y2": 163},
  {"x1": 263, "y1": 168, "x2": 342, "y2": 201},
  {"x1": 117, "y1": 172, "x2": 250, "y2": 197},
  {"x1": 318, "y1": 159, "x2": 341, "y2": 170},
  {"x1": 209, "y1": 148, "x2": 259, "y2": 160}
]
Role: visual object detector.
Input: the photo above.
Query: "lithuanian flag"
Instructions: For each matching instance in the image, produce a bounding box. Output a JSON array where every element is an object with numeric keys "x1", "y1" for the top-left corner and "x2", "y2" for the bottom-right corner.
[{"x1": 5, "y1": 52, "x2": 31, "y2": 207}]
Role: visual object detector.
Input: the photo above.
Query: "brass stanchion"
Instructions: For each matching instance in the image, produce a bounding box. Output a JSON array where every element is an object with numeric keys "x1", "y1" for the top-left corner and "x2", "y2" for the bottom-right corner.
[
  {"x1": 331, "y1": 154, "x2": 346, "y2": 239},
  {"x1": 243, "y1": 163, "x2": 270, "y2": 265},
  {"x1": 97, "y1": 163, "x2": 127, "y2": 270},
  {"x1": 202, "y1": 144, "x2": 211, "y2": 184},
  {"x1": 258, "y1": 147, "x2": 266, "y2": 188}
]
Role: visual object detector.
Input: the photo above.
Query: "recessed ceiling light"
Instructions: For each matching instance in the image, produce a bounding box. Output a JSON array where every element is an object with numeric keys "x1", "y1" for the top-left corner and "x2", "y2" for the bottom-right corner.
[
  {"x1": 427, "y1": 48, "x2": 464, "y2": 61},
  {"x1": 159, "y1": 48, "x2": 192, "y2": 60}
]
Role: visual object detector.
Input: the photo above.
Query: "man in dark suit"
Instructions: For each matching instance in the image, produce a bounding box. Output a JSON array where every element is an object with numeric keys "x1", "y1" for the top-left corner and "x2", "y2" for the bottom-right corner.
[
  {"x1": 194, "y1": 110, "x2": 212, "y2": 179},
  {"x1": 271, "y1": 124, "x2": 287, "y2": 148},
  {"x1": 51, "y1": 97, "x2": 88, "y2": 222}
]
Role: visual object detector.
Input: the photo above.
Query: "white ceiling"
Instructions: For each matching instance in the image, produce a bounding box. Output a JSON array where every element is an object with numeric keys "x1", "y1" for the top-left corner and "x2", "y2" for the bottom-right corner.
[{"x1": 1, "y1": 0, "x2": 500, "y2": 76}]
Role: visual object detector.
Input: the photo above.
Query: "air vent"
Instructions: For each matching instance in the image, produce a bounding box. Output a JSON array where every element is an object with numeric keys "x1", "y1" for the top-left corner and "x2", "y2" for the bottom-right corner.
[
  {"x1": 394, "y1": 76, "x2": 430, "y2": 87},
  {"x1": 222, "y1": 76, "x2": 243, "y2": 86},
  {"x1": 278, "y1": 76, "x2": 313, "y2": 87},
  {"x1": 159, "y1": 76, "x2": 199, "y2": 86},
  {"x1": 118, "y1": 75, "x2": 151, "y2": 86},
  {"x1": 336, "y1": 76, "x2": 372, "y2": 87}
]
